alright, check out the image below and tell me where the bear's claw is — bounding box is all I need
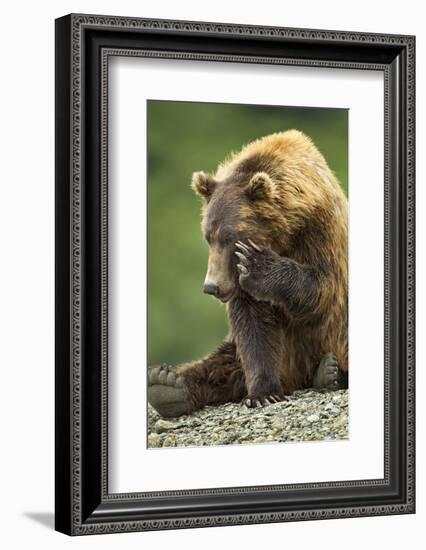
[235,241,251,253]
[237,263,249,275]
[148,365,192,418]
[235,241,258,280]
[247,239,263,252]
[242,393,286,408]
[235,240,279,302]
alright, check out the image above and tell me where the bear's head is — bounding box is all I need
[191,168,282,303]
[191,131,344,303]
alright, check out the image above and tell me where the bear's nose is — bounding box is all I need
[203,283,219,297]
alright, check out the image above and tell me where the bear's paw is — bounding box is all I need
[148,365,193,418]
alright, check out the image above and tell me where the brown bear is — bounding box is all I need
[148,130,348,418]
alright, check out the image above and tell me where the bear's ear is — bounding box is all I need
[246,172,273,200]
[191,171,217,201]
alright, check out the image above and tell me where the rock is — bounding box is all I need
[332,393,345,403]
[148,433,162,447]
[148,389,348,447]
[154,419,179,433]
[162,435,177,447]
[324,404,341,416]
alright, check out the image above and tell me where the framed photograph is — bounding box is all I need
[55,14,415,535]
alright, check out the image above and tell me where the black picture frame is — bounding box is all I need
[55,13,415,535]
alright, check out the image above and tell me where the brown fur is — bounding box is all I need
[178,130,348,409]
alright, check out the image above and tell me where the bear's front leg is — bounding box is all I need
[235,240,321,317]
[228,294,286,407]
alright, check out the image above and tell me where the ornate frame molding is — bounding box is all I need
[55,14,415,535]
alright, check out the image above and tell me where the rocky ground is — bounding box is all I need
[147,389,348,448]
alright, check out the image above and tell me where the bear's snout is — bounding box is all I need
[203,283,220,297]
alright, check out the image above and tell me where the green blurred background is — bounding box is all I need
[147,100,348,366]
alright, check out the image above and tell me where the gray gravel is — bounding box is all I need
[147,389,348,448]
